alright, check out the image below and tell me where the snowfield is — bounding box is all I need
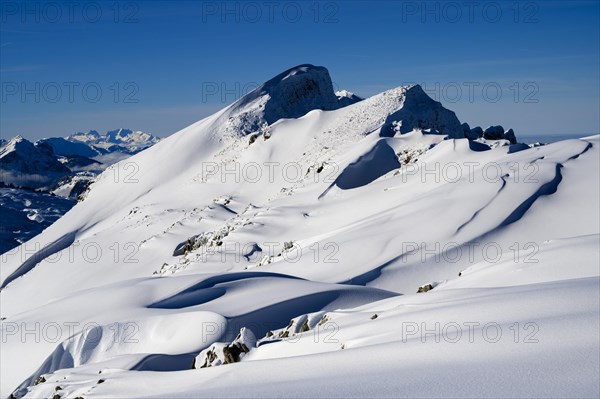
[1,65,598,398]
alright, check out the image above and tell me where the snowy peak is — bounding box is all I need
[336,90,363,107]
[105,129,160,146]
[1,135,27,150]
[258,64,341,121]
[218,64,512,141]
[1,135,47,159]
[106,128,132,142]
[379,84,464,138]
[222,64,352,136]
[223,63,466,140]
[0,136,70,189]
[0,128,160,193]
[67,129,160,154]
[67,130,101,144]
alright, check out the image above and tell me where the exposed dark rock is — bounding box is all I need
[173,239,194,256]
[318,315,329,326]
[300,319,310,332]
[417,283,434,293]
[503,128,517,144]
[461,122,471,137]
[199,349,218,368]
[195,327,257,368]
[69,179,93,199]
[468,126,484,140]
[223,342,250,364]
[483,125,505,140]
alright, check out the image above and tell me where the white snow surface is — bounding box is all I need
[1,65,599,398]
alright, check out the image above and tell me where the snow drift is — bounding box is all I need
[1,64,598,399]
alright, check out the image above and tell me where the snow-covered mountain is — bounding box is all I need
[67,129,160,154]
[36,137,100,158]
[1,129,160,189]
[0,136,71,189]
[0,130,160,253]
[1,65,598,398]
[1,129,159,187]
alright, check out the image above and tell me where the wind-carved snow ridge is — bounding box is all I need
[2,64,599,399]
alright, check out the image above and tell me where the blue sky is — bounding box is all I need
[1,0,599,141]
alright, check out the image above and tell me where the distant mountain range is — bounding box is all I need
[65,129,160,155]
[0,130,160,253]
[0,129,160,193]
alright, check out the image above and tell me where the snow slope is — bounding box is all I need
[1,65,598,398]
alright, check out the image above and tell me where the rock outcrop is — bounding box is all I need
[194,328,257,368]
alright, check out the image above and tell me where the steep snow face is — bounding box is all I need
[1,65,598,398]
[0,136,71,189]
